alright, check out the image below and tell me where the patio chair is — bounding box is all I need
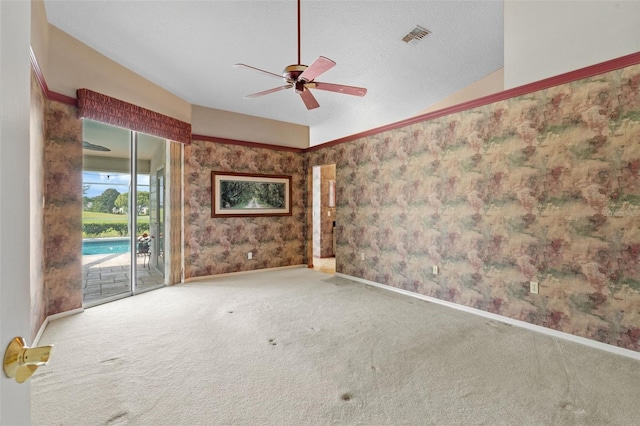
[137,233,152,269]
[137,247,150,268]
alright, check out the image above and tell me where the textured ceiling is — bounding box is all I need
[44,0,504,146]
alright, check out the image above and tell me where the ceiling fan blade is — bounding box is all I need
[298,56,336,82]
[243,85,293,99]
[234,63,283,80]
[83,141,111,152]
[309,82,367,97]
[299,88,320,110]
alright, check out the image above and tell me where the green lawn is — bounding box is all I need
[83,211,149,224]
[82,211,150,238]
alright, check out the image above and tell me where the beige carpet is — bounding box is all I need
[32,268,640,425]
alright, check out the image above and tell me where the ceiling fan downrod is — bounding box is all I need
[297,0,301,65]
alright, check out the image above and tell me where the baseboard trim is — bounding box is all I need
[184,264,307,283]
[336,273,640,361]
[32,307,84,346]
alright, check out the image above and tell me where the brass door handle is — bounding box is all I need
[3,337,53,383]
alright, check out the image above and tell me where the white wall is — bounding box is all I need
[191,105,309,149]
[416,69,504,116]
[504,0,640,89]
[0,1,33,423]
[47,25,192,123]
[31,1,49,77]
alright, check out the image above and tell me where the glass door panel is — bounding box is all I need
[82,120,133,305]
[136,134,166,293]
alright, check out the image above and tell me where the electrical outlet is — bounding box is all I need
[328,211,331,217]
[247,252,253,260]
[530,281,539,294]
[360,252,365,261]
[432,265,439,275]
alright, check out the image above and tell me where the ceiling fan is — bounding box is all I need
[234,0,367,110]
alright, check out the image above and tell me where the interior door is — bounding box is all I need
[1,0,32,421]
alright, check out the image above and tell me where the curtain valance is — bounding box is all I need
[77,89,191,144]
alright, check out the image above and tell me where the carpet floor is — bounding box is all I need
[32,268,640,425]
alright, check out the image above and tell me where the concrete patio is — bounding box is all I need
[82,252,164,304]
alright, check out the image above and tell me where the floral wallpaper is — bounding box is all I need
[30,70,46,340]
[44,101,83,315]
[32,59,640,354]
[31,73,83,334]
[306,64,640,352]
[184,141,306,278]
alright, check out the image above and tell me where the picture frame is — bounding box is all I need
[211,171,292,217]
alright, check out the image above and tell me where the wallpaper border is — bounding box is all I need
[31,42,640,152]
[307,51,640,151]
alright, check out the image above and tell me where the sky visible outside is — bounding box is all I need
[83,171,150,198]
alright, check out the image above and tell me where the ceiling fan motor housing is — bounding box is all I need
[283,64,309,90]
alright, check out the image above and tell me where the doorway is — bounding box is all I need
[312,164,336,275]
[81,120,167,306]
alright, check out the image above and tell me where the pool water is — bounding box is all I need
[83,238,131,255]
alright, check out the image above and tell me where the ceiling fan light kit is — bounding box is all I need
[234,0,367,110]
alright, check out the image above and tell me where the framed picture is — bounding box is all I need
[328,180,336,208]
[211,171,292,217]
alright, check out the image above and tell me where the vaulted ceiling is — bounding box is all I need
[44,0,504,145]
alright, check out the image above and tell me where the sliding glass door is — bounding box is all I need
[155,167,165,275]
[82,120,166,306]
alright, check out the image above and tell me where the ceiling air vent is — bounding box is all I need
[402,25,431,44]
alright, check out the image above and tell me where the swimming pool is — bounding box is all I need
[82,238,131,255]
